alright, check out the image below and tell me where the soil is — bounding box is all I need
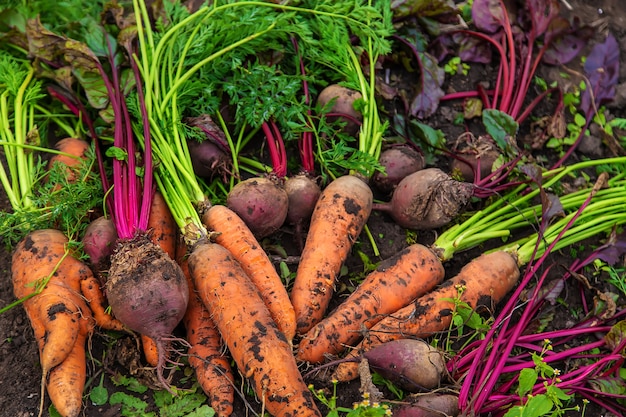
[2,1,626,416]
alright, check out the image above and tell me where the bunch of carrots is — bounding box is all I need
[3,2,626,417]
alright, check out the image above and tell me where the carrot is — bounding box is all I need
[11,229,95,417]
[148,191,177,259]
[202,204,297,343]
[48,137,90,182]
[138,191,179,367]
[290,174,373,334]
[332,251,520,382]
[46,310,93,417]
[188,241,322,417]
[80,275,127,332]
[178,239,235,417]
[296,244,445,363]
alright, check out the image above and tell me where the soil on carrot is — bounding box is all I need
[1,1,626,416]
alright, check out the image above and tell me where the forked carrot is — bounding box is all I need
[11,229,95,417]
[332,251,520,382]
[188,241,322,417]
[290,175,373,334]
[202,204,297,343]
[296,244,445,363]
[178,239,235,417]
[80,275,127,332]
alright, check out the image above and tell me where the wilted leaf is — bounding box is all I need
[542,17,591,65]
[540,192,564,223]
[581,34,620,118]
[472,0,506,34]
[25,17,66,63]
[605,320,626,352]
[409,51,445,118]
[594,230,626,265]
[526,0,560,36]
[391,0,459,20]
[588,377,626,396]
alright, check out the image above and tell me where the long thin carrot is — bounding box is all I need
[202,204,297,343]
[80,275,127,332]
[332,251,520,382]
[290,174,373,334]
[178,238,235,417]
[188,241,322,417]
[11,229,95,417]
[296,243,445,363]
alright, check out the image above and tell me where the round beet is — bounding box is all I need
[284,174,322,226]
[374,168,474,230]
[106,233,189,392]
[187,139,231,179]
[317,84,363,136]
[372,145,425,194]
[226,176,289,238]
[82,216,118,282]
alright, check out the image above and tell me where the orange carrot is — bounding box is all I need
[178,239,235,417]
[202,204,297,343]
[46,311,93,417]
[290,174,373,334]
[11,229,95,417]
[296,244,445,363]
[48,138,90,182]
[148,191,177,259]
[188,241,322,417]
[80,275,126,332]
[332,251,520,382]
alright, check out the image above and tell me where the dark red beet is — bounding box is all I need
[82,216,117,282]
[373,168,474,230]
[284,174,321,226]
[226,176,289,238]
[372,145,425,194]
[450,134,500,182]
[106,233,189,392]
[187,139,231,179]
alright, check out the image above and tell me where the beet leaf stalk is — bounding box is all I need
[454,172,626,414]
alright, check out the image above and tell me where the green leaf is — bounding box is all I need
[109,392,152,417]
[89,385,109,406]
[106,146,128,161]
[111,374,148,394]
[482,109,519,153]
[517,368,538,397]
[605,319,626,352]
[521,394,553,417]
[185,405,216,417]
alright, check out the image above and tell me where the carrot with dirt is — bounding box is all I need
[290,174,373,335]
[11,229,95,417]
[188,240,322,417]
[296,243,445,363]
[202,204,297,343]
[178,238,235,417]
[332,250,521,382]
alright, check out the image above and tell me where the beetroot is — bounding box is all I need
[450,134,500,182]
[284,174,322,226]
[317,84,363,136]
[226,176,289,238]
[373,168,474,230]
[372,145,425,194]
[185,115,231,180]
[82,216,117,281]
[393,394,460,417]
[364,339,446,391]
[106,234,189,392]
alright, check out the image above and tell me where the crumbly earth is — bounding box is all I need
[1,1,626,416]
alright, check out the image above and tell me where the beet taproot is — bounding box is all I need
[372,145,425,194]
[317,84,363,136]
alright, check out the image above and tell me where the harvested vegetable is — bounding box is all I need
[371,145,425,194]
[333,250,520,382]
[47,138,89,181]
[12,229,95,417]
[290,174,373,334]
[317,84,363,136]
[188,241,322,417]
[364,339,446,391]
[284,173,322,227]
[392,393,460,417]
[296,243,444,363]
[373,168,474,230]
[81,216,117,281]
[202,204,297,343]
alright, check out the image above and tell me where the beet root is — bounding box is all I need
[82,216,117,282]
[374,168,474,230]
[106,233,189,392]
[393,394,460,417]
[317,84,363,136]
[372,145,425,194]
[364,339,446,391]
[284,174,322,226]
[450,134,500,182]
[226,176,289,238]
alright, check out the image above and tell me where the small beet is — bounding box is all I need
[284,174,322,226]
[317,84,363,136]
[393,394,460,417]
[187,139,231,180]
[226,176,289,238]
[374,168,474,230]
[450,134,501,182]
[372,145,425,194]
[364,339,446,391]
[82,216,118,282]
[106,233,189,392]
